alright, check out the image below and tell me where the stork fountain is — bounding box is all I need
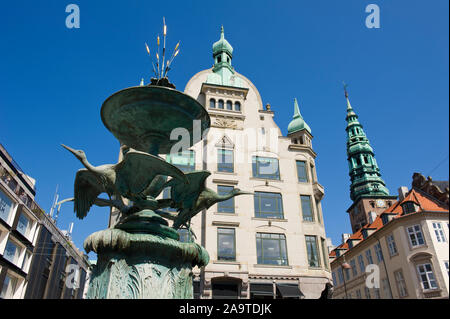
[62,20,251,299]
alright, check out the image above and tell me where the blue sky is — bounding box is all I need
[1,0,448,257]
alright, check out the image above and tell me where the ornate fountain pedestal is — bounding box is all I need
[85,210,209,299]
[63,81,212,299]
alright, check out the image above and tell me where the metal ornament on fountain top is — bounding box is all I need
[101,85,210,155]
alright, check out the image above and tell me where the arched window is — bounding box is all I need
[218,100,224,109]
[210,98,216,108]
[235,101,241,111]
[226,101,233,110]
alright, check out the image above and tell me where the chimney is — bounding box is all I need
[398,186,409,201]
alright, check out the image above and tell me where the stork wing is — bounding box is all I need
[166,170,211,206]
[74,169,105,219]
[142,175,167,198]
[115,150,188,197]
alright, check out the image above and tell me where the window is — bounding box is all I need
[394,270,408,297]
[382,278,392,299]
[364,287,371,299]
[344,267,350,281]
[21,251,31,271]
[386,234,398,256]
[402,202,416,214]
[209,98,216,108]
[417,263,438,290]
[358,255,365,273]
[166,150,195,172]
[350,259,357,276]
[337,268,344,285]
[310,165,316,182]
[218,228,236,261]
[218,99,224,109]
[235,101,241,111]
[407,225,425,247]
[252,156,280,180]
[4,240,22,266]
[256,233,288,266]
[212,281,239,299]
[355,289,362,299]
[217,149,234,173]
[17,213,31,238]
[332,272,337,286]
[226,100,233,110]
[217,56,222,63]
[296,161,309,183]
[373,288,381,299]
[0,189,14,223]
[177,229,191,243]
[254,192,283,219]
[0,274,18,299]
[444,261,449,276]
[305,235,320,268]
[217,185,235,214]
[320,238,328,269]
[374,243,384,263]
[432,222,446,242]
[365,249,374,265]
[161,187,177,213]
[300,195,314,222]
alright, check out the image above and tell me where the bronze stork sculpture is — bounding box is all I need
[160,171,252,229]
[61,144,188,219]
[62,21,252,299]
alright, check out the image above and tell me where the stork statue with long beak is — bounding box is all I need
[61,144,188,219]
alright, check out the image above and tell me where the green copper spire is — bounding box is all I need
[345,87,389,201]
[288,98,311,134]
[206,26,244,88]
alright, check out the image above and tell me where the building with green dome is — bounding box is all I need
[178,26,332,299]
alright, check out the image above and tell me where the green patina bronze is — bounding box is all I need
[344,89,390,201]
[63,78,250,299]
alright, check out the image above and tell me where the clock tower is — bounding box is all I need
[343,87,397,233]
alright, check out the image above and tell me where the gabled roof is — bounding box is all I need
[330,188,448,259]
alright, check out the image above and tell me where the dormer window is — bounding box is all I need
[402,201,417,214]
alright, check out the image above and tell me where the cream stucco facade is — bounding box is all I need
[181,65,331,299]
[330,187,449,299]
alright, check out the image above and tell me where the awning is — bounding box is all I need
[250,283,274,296]
[276,284,304,299]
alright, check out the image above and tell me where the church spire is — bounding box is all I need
[344,86,390,201]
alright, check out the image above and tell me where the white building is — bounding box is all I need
[175,27,331,299]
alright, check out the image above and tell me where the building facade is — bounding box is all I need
[330,174,449,299]
[173,27,331,299]
[0,143,89,299]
